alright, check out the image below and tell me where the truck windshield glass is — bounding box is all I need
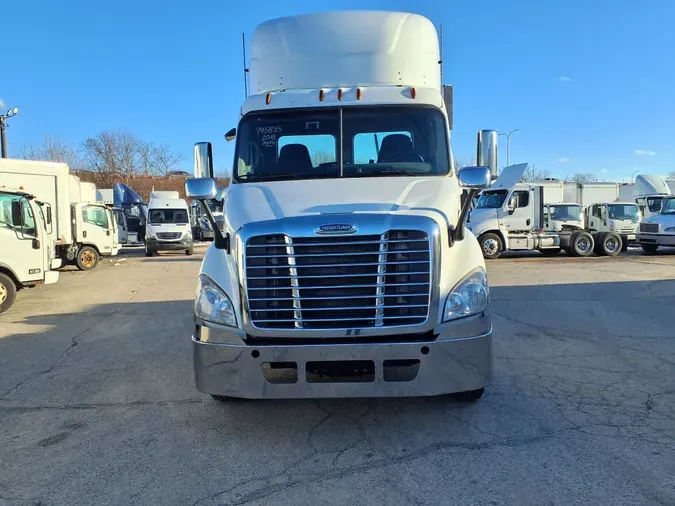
[82,205,109,228]
[549,205,581,221]
[233,106,450,181]
[475,190,508,209]
[661,198,675,214]
[647,196,664,213]
[149,209,188,224]
[608,204,640,221]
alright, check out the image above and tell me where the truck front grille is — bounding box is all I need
[245,231,431,330]
[157,232,182,240]
[640,223,659,233]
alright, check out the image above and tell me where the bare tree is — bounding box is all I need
[566,172,600,183]
[521,165,552,182]
[668,170,675,180]
[21,135,85,170]
[82,130,184,185]
[453,156,476,172]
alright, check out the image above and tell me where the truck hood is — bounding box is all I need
[223,177,460,231]
[643,214,675,228]
[467,208,498,227]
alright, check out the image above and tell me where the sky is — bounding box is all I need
[2,0,675,182]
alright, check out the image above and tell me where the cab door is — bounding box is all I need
[504,189,534,231]
[79,204,115,256]
[3,196,46,283]
[114,209,128,245]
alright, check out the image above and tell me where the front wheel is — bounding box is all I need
[451,388,485,402]
[478,233,503,260]
[0,273,18,314]
[76,246,99,270]
[145,244,155,257]
[186,246,194,256]
[641,243,659,255]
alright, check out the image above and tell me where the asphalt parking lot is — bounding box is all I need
[1,246,674,505]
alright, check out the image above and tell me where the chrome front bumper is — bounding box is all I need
[192,314,493,399]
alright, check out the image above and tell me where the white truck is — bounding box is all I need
[634,174,672,219]
[0,159,119,270]
[145,191,193,256]
[468,178,634,258]
[184,10,498,401]
[0,187,61,313]
[637,195,675,253]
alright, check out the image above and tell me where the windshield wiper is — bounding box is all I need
[242,171,337,182]
[348,168,415,177]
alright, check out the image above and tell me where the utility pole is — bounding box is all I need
[498,128,519,166]
[0,107,20,158]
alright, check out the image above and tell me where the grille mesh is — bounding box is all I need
[245,231,431,330]
[640,223,659,233]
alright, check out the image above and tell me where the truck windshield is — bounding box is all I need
[149,209,189,224]
[608,204,640,221]
[549,205,581,221]
[661,198,675,215]
[233,106,450,182]
[475,190,508,209]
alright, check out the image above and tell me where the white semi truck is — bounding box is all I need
[634,174,672,219]
[637,195,675,253]
[185,10,498,401]
[0,187,61,313]
[0,159,119,270]
[468,178,638,258]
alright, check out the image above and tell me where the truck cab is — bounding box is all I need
[0,188,60,313]
[637,196,675,254]
[184,11,495,401]
[544,203,583,232]
[634,174,671,219]
[585,202,640,248]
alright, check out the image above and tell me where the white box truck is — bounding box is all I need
[145,191,193,256]
[184,11,498,401]
[0,159,119,270]
[0,187,61,313]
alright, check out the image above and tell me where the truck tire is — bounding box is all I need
[76,246,99,270]
[641,243,659,255]
[540,248,561,257]
[451,387,485,402]
[0,273,18,314]
[211,394,237,402]
[145,244,155,257]
[569,231,594,257]
[597,232,622,257]
[478,233,502,260]
[186,246,194,256]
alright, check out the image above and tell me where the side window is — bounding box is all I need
[353,131,412,164]
[592,205,601,218]
[277,134,336,168]
[82,205,109,228]
[647,198,662,213]
[513,191,529,208]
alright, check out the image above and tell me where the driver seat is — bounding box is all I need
[278,144,313,172]
[377,134,416,163]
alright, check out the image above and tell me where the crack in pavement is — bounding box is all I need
[0,398,205,413]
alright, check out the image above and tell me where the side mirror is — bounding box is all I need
[11,201,24,227]
[193,142,214,179]
[507,198,516,213]
[32,238,40,250]
[46,206,52,225]
[224,128,237,142]
[186,178,217,200]
[458,166,491,189]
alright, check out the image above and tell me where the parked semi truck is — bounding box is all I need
[0,187,61,313]
[0,159,119,270]
[637,195,675,253]
[633,174,672,219]
[468,179,637,258]
[184,10,499,401]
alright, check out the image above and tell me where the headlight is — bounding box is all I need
[145,229,155,239]
[443,267,489,322]
[665,227,675,233]
[195,275,237,327]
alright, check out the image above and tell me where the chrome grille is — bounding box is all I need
[245,231,431,330]
[640,223,659,233]
[157,232,181,240]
